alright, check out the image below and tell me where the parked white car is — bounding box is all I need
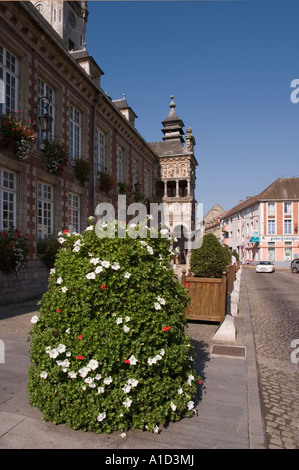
[256,260,275,273]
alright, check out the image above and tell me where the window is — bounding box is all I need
[284,219,292,234]
[68,193,80,233]
[69,105,81,162]
[267,202,275,215]
[284,202,292,215]
[96,129,106,172]
[38,78,55,143]
[0,168,16,229]
[0,45,19,114]
[37,182,53,240]
[117,146,123,182]
[268,219,275,234]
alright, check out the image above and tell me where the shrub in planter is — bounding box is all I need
[98,171,115,192]
[37,235,60,269]
[190,233,228,278]
[0,227,31,274]
[232,250,239,262]
[73,157,93,186]
[28,218,199,434]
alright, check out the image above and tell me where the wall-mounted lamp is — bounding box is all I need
[36,96,53,133]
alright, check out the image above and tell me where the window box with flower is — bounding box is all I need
[98,171,115,193]
[41,138,69,175]
[0,112,37,160]
[73,157,93,186]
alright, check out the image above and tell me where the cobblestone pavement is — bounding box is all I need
[244,267,299,449]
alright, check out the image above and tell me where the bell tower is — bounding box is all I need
[149,96,198,273]
[31,1,88,51]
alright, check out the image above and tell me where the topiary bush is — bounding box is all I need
[28,217,200,434]
[190,233,228,278]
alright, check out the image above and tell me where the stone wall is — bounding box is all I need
[0,260,49,305]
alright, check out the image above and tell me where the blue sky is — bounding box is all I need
[86,0,299,216]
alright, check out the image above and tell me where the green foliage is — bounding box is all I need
[190,233,228,278]
[73,157,93,186]
[28,218,199,434]
[98,171,115,192]
[0,227,31,274]
[232,250,239,261]
[37,235,60,269]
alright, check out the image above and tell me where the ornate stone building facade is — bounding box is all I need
[150,96,198,269]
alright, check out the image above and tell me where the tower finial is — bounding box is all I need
[170,95,175,108]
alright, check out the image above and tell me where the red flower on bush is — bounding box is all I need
[124,359,130,364]
[76,355,84,360]
[78,335,83,340]
[185,283,189,288]
[56,308,61,313]
[63,229,70,234]
[162,326,171,332]
[100,285,106,290]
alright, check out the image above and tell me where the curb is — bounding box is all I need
[241,272,267,449]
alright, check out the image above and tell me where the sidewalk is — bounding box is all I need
[0,271,266,450]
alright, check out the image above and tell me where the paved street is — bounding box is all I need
[244,266,299,449]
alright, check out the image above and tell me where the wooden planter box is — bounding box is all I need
[182,272,227,323]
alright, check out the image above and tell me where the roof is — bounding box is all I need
[221,178,299,219]
[148,140,185,157]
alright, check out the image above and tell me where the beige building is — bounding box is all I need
[203,203,225,241]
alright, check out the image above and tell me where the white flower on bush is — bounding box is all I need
[123,397,132,408]
[73,246,80,253]
[122,384,131,394]
[87,359,99,370]
[49,349,59,359]
[147,245,154,255]
[68,371,77,379]
[101,261,110,268]
[157,296,165,305]
[160,349,165,356]
[90,258,99,265]
[97,387,105,394]
[103,376,113,385]
[40,371,47,379]
[128,355,138,365]
[124,272,131,279]
[86,272,96,280]
[112,262,120,270]
[170,402,176,411]
[58,237,65,244]
[78,367,90,378]
[116,317,123,325]
[154,425,159,434]
[128,378,138,388]
[154,302,161,310]
[125,316,130,322]
[85,225,94,231]
[31,315,39,324]
[56,359,70,369]
[57,277,63,284]
[94,266,103,274]
[50,268,55,274]
[147,357,155,366]
[187,401,194,410]
[61,286,68,293]
[57,344,66,353]
[65,328,70,334]
[123,325,130,333]
[187,374,194,386]
[97,412,106,422]
[177,388,183,395]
